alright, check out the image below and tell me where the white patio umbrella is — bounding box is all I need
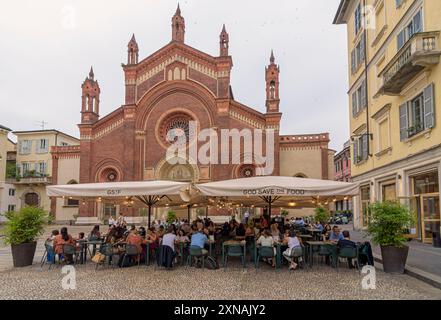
[47,180,192,227]
[196,176,359,217]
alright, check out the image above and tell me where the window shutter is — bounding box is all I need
[361,80,367,109]
[353,139,359,164]
[36,140,40,153]
[413,10,422,34]
[399,103,409,141]
[397,30,405,50]
[424,83,435,129]
[362,134,369,160]
[352,92,358,117]
[360,33,366,63]
[351,50,356,74]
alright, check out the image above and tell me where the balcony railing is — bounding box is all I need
[377,31,440,95]
[7,176,52,185]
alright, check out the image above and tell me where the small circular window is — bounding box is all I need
[238,165,255,178]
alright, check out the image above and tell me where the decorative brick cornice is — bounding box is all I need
[93,118,124,140]
[279,133,330,148]
[51,145,81,159]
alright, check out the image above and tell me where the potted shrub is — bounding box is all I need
[367,201,414,274]
[3,207,49,267]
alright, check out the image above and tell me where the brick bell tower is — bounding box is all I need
[219,24,229,57]
[127,34,139,65]
[264,51,281,176]
[171,4,185,43]
[78,67,101,224]
[80,67,100,124]
[265,50,280,113]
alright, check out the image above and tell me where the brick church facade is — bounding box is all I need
[51,6,334,223]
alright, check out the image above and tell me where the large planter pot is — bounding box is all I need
[380,245,409,274]
[11,241,37,267]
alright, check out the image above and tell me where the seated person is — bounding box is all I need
[176,229,190,243]
[156,225,165,239]
[270,223,281,241]
[257,229,276,267]
[190,228,208,255]
[329,226,344,242]
[88,225,101,241]
[161,226,178,263]
[53,227,75,263]
[312,222,324,235]
[294,217,305,227]
[125,230,146,262]
[236,223,246,238]
[138,227,146,238]
[337,230,357,268]
[282,230,303,270]
[47,229,59,246]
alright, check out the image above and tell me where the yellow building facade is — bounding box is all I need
[11,130,79,220]
[334,0,441,243]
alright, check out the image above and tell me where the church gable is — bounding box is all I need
[130,44,224,103]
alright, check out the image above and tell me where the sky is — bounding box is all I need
[0,0,349,151]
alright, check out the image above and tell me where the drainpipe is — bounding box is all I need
[363,0,372,159]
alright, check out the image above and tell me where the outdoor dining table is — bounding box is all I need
[222,240,247,268]
[305,229,323,241]
[76,239,105,264]
[304,241,337,268]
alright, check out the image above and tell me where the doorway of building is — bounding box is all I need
[410,171,440,243]
[421,194,440,244]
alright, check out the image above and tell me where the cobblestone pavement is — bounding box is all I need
[1,263,441,300]
[1,225,441,300]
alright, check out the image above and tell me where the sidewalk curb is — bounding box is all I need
[372,253,441,290]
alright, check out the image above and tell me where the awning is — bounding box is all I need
[46,180,191,198]
[196,176,359,198]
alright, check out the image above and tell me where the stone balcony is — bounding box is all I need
[377,31,441,96]
[7,176,52,185]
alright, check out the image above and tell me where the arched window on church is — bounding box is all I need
[269,81,276,99]
[65,180,79,207]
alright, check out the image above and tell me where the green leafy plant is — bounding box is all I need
[3,207,49,245]
[314,206,330,224]
[367,201,415,247]
[280,209,289,217]
[6,162,17,179]
[166,210,177,224]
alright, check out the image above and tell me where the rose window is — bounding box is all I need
[239,165,255,178]
[159,112,194,146]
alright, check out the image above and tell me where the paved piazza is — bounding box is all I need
[1,226,441,300]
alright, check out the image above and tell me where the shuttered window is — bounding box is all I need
[353,133,369,165]
[397,9,423,51]
[399,83,435,141]
[351,80,367,117]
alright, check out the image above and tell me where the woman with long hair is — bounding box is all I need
[53,227,75,263]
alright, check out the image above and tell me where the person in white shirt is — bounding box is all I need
[161,226,177,252]
[282,230,303,270]
[257,229,276,267]
[108,215,116,228]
